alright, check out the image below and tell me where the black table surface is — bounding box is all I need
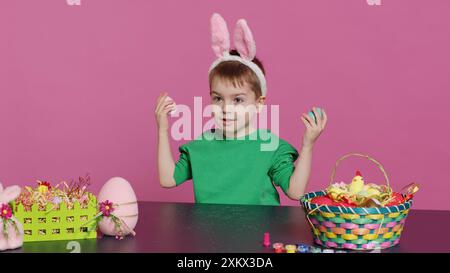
[5,201,450,253]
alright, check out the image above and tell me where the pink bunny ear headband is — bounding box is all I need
[209,13,267,97]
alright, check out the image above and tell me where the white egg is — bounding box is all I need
[165,96,177,115]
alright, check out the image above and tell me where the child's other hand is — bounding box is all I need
[301,107,327,148]
[155,92,176,132]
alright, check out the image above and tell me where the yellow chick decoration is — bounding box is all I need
[326,170,393,207]
[349,170,365,194]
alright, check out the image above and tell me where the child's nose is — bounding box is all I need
[221,104,235,114]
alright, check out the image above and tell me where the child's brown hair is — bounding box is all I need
[208,49,266,99]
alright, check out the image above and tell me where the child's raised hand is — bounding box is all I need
[155,92,176,131]
[300,107,327,148]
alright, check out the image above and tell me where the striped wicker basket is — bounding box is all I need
[300,153,414,250]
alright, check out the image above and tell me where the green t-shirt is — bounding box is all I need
[173,129,299,206]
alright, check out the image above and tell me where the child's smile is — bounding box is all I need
[222,117,236,126]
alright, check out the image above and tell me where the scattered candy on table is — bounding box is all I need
[296,244,310,253]
[262,232,271,247]
[285,244,296,253]
[267,238,347,254]
[309,246,322,253]
[272,243,284,253]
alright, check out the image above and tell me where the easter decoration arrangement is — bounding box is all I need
[0,175,138,250]
[12,175,98,242]
[300,153,419,251]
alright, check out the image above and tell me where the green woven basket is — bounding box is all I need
[12,193,98,242]
[300,153,414,250]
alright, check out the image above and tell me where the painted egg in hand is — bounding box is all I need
[165,96,177,114]
[308,107,323,124]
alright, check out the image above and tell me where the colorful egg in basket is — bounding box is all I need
[300,153,417,251]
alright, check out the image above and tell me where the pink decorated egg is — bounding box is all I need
[98,177,138,236]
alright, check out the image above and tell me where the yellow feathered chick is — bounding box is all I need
[349,170,365,194]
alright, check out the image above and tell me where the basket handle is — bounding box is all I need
[329,153,390,188]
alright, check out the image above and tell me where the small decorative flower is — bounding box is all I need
[99,200,114,217]
[37,181,52,193]
[0,204,12,220]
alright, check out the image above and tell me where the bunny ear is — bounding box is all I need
[211,13,230,58]
[0,182,3,193]
[234,19,256,61]
[1,185,21,203]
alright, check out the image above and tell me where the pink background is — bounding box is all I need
[1,0,449,210]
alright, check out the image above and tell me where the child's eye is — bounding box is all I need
[234,97,244,104]
[212,96,222,102]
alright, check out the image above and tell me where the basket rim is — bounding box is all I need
[300,190,413,215]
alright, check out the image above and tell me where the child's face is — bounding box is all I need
[210,78,264,136]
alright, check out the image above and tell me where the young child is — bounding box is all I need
[155,13,327,205]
